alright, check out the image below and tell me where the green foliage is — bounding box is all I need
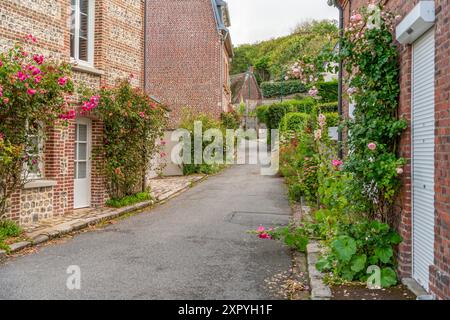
[270,225,309,252]
[280,113,310,132]
[0,220,22,251]
[91,81,167,199]
[179,110,228,175]
[315,219,402,287]
[316,80,338,102]
[340,5,407,220]
[231,20,339,80]
[260,80,306,98]
[322,112,339,127]
[255,105,268,124]
[220,110,241,130]
[0,39,74,219]
[316,101,338,113]
[106,192,152,208]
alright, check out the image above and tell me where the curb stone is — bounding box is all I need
[9,241,31,253]
[0,249,6,261]
[31,235,49,245]
[307,241,333,300]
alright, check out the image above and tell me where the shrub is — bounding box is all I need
[316,101,338,113]
[106,192,152,208]
[220,110,241,130]
[280,112,310,132]
[322,112,339,127]
[0,36,74,219]
[316,80,338,102]
[260,80,307,98]
[179,110,227,175]
[255,105,269,124]
[91,81,168,199]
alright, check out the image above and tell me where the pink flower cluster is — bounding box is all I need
[82,95,100,113]
[33,54,44,65]
[332,159,343,168]
[58,77,69,86]
[256,226,273,240]
[25,34,37,43]
[59,110,76,120]
[308,86,319,98]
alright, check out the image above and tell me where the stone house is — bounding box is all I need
[0,0,146,225]
[334,0,449,299]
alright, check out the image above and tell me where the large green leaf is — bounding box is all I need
[331,236,357,262]
[375,246,393,264]
[350,254,367,272]
[316,257,332,272]
[380,267,397,288]
[388,232,402,245]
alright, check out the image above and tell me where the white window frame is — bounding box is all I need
[70,0,95,66]
[24,121,45,180]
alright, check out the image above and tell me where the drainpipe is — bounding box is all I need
[328,0,344,159]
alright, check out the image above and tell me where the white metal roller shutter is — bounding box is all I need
[412,29,435,292]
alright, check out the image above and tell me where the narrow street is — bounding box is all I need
[0,142,293,299]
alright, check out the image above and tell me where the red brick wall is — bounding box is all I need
[338,0,449,299]
[145,0,228,128]
[0,0,145,223]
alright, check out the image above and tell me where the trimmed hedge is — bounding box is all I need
[280,112,310,132]
[316,101,338,113]
[256,105,269,124]
[322,112,340,127]
[316,80,338,102]
[261,80,307,98]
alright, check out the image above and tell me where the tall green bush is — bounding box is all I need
[279,112,310,132]
[316,80,338,102]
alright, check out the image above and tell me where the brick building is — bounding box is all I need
[0,0,146,224]
[335,0,449,299]
[145,0,234,128]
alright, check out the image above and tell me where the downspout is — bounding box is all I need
[329,0,345,159]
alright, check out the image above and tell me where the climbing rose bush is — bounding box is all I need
[89,80,168,199]
[340,5,407,221]
[0,35,74,219]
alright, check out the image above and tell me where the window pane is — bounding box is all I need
[78,162,87,179]
[78,143,87,161]
[80,13,88,38]
[78,124,87,141]
[79,37,88,61]
[74,161,77,179]
[74,143,78,161]
[80,0,88,14]
[70,34,75,58]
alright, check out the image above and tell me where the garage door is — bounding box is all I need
[412,28,435,292]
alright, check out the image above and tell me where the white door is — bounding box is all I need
[74,118,91,209]
[412,29,435,292]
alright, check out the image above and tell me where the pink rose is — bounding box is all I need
[396,167,404,175]
[35,75,43,84]
[17,71,28,81]
[368,142,377,151]
[160,152,167,158]
[257,226,265,233]
[350,13,362,23]
[332,159,343,168]
[139,111,146,118]
[33,54,44,65]
[27,88,37,96]
[309,87,319,97]
[58,77,68,86]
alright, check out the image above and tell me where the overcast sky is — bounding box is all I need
[227,0,338,46]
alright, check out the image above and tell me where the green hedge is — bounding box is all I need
[316,80,338,102]
[261,80,307,98]
[280,112,310,132]
[256,105,269,124]
[322,112,340,127]
[316,101,338,113]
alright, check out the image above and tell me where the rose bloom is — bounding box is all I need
[396,167,404,175]
[368,142,377,151]
[332,159,343,168]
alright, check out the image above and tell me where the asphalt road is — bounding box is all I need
[0,143,292,299]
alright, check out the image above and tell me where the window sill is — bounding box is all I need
[24,180,58,189]
[72,63,105,76]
